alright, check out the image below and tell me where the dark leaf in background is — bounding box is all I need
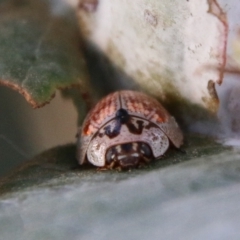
[0,0,91,108]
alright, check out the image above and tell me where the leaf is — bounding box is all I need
[78,0,228,116]
[0,134,239,240]
[0,0,91,108]
[0,134,229,196]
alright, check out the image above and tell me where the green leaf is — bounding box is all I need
[0,134,239,240]
[0,0,90,108]
[0,134,229,196]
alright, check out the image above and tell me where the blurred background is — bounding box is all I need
[0,86,77,177]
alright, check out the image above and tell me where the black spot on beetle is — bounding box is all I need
[115,108,130,124]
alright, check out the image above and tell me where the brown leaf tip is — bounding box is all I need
[0,80,54,109]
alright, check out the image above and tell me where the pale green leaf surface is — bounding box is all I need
[0,134,239,240]
[0,134,227,195]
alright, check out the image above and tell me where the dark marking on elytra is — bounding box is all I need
[98,132,104,138]
[145,122,157,130]
[104,122,121,139]
[103,108,129,138]
[102,109,150,139]
[126,120,144,134]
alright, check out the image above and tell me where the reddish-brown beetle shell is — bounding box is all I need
[77,90,183,167]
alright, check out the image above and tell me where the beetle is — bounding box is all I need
[77,90,183,169]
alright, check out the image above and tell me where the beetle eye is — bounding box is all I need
[139,142,152,158]
[105,147,117,164]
